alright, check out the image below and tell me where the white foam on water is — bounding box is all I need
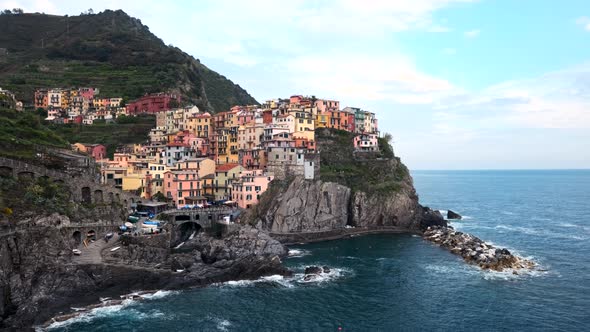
[214,274,295,288]
[140,290,177,300]
[495,224,540,236]
[260,274,295,288]
[338,255,361,260]
[287,248,311,258]
[207,315,232,332]
[46,299,136,330]
[294,265,353,284]
[462,216,473,220]
[557,222,578,228]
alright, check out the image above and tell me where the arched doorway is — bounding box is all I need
[72,231,82,246]
[81,187,91,204]
[93,190,103,203]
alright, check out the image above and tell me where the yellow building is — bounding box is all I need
[122,173,144,192]
[315,112,331,129]
[213,163,243,200]
[187,113,211,138]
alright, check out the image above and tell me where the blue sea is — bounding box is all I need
[50,170,590,331]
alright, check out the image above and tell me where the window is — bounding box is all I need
[255,186,261,192]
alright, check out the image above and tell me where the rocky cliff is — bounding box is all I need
[0,216,288,330]
[248,129,445,241]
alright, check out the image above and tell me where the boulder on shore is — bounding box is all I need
[447,210,462,220]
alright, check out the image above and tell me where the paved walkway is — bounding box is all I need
[72,233,120,264]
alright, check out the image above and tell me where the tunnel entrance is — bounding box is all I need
[177,222,202,243]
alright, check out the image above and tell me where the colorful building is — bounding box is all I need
[126,93,180,114]
[231,170,274,208]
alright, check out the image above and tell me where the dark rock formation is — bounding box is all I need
[304,266,323,275]
[250,177,446,241]
[447,210,462,220]
[0,215,289,330]
[422,226,535,271]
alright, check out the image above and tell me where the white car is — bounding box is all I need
[72,249,82,255]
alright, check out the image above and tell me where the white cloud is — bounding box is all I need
[464,29,480,38]
[435,64,590,129]
[285,53,458,105]
[575,16,590,31]
[442,48,457,55]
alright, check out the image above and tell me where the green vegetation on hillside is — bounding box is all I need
[48,115,155,157]
[0,10,258,112]
[317,128,409,194]
[0,176,72,220]
[0,108,69,159]
[0,108,154,160]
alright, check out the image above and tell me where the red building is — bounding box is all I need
[262,110,273,124]
[126,93,180,114]
[84,144,107,160]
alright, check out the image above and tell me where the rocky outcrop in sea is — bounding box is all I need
[423,226,535,272]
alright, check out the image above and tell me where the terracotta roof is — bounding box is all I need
[216,163,240,172]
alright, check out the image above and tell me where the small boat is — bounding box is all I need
[72,249,81,255]
[110,246,121,252]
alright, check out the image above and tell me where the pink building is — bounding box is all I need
[353,134,379,152]
[315,99,340,113]
[237,111,255,125]
[164,170,202,208]
[231,170,274,209]
[78,87,98,101]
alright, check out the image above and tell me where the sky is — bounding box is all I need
[2,0,590,169]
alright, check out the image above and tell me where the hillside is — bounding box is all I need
[0,107,154,160]
[0,10,258,112]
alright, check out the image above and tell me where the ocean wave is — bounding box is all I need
[208,315,232,332]
[214,265,352,289]
[287,248,311,258]
[495,224,588,241]
[295,267,352,284]
[46,299,136,330]
[495,224,540,235]
[214,274,294,288]
[338,255,361,260]
[139,290,178,300]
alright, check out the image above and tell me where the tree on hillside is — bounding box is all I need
[383,132,393,143]
[1,9,12,15]
[12,8,23,14]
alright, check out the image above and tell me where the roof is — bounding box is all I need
[216,163,240,172]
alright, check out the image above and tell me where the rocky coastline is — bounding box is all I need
[423,226,535,272]
[0,219,290,331]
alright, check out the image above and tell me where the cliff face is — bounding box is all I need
[250,129,445,239]
[0,217,287,330]
[254,176,443,236]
